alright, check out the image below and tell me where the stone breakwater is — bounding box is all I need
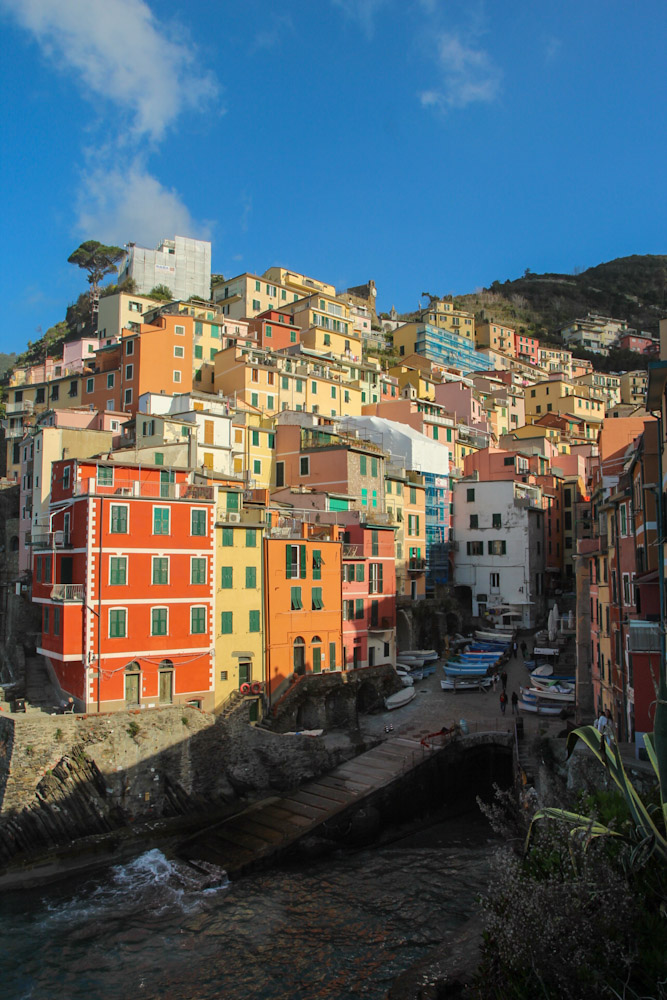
[0,704,363,871]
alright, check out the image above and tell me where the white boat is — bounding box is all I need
[396,654,425,668]
[529,678,575,694]
[400,649,438,662]
[474,630,514,643]
[441,678,492,692]
[395,669,414,687]
[385,687,416,710]
[521,685,574,703]
[518,699,564,716]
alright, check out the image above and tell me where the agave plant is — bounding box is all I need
[526,725,667,869]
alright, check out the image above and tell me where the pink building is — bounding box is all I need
[342,522,396,669]
[433,381,488,429]
[617,332,656,355]
[514,333,539,364]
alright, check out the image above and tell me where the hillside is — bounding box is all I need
[453,254,667,342]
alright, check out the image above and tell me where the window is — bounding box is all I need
[620,505,627,536]
[191,509,207,535]
[343,600,354,621]
[106,373,114,389]
[249,610,260,632]
[153,507,170,534]
[312,587,323,610]
[300,456,310,476]
[51,384,60,401]
[62,466,71,490]
[355,563,364,582]
[488,540,506,555]
[221,612,233,634]
[312,550,322,580]
[467,488,475,502]
[126,340,134,354]
[467,541,483,555]
[109,608,127,638]
[43,606,49,632]
[151,608,168,635]
[253,459,261,475]
[408,514,420,535]
[222,527,233,547]
[191,558,206,584]
[152,557,169,585]
[490,572,500,589]
[110,557,127,585]
[173,371,182,383]
[110,504,128,533]
[360,455,367,476]
[174,346,185,358]
[86,377,95,394]
[355,598,364,619]
[291,586,303,610]
[286,543,306,579]
[369,562,383,594]
[195,344,203,359]
[124,388,132,406]
[98,466,113,486]
[469,514,478,529]
[492,513,502,528]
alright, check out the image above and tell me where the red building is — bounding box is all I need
[34,459,215,712]
[247,310,301,351]
[342,523,396,669]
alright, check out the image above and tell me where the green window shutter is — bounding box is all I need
[296,379,303,393]
[267,433,275,449]
[110,557,126,585]
[355,599,364,619]
[221,611,233,634]
[267,395,274,410]
[290,331,296,343]
[361,488,368,505]
[312,646,322,673]
[251,393,259,408]
[245,566,256,588]
[282,376,289,389]
[221,566,233,589]
[195,369,202,382]
[329,642,336,670]
[210,348,217,361]
[312,587,323,610]
[410,487,417,504]
[246,528,256,547]
[360,455,367,476]
[195,321,203,335]
[191,558,206,584]
[227,492,239,510]
[111,506,127,533]
[331,386,336,399]
[153,558,168,584]
[291,586,302,610]
[378,563,383,593]
[222,527,233,546]
[152,608,167,635]
[355,563,364,582]
[109,609,126,637]
[154,453,164,466]
[312,550,321,580]
[210,324,219,339]
[285,544,292,578]
[153,507,170,534]
[191,509,206,535]
[299,544,306,579]
[194,345,203,359]
[371,457,378,477]
[249,610,260,632]
[252,430,259,446]
[191,607,206,633]
[372,530,379,556]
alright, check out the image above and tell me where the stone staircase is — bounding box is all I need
[24,655,61,712]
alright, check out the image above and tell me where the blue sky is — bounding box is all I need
[1,0,665,355]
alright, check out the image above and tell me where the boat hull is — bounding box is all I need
[385,687,417,710]
[441,678,492,692]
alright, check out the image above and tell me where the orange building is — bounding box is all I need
[247,309,301,351]
[34,459,215,712]
[264,526,343,706]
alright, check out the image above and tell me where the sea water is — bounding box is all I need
[0,812,498,1000]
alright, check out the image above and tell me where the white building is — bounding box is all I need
[452,478,546,628]
[118,236,211,302]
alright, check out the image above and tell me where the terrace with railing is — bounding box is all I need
[50,584,84,602]
[72,478,215,501]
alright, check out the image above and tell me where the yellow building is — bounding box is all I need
[388,359,443,399]
[3,373,86,478]
[525,379,605,438]
[213,347,363,418]
[280,293,361,358]
[97,290,165,339]
[619,370,648,407]
[230,412,276,488]
[262,267,336,300]
[475,321,515,355]
[574,372,621,408]
[212,272,304,318]
[418,299,475,341]
[214,492,265,712]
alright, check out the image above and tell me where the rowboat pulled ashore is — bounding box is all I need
[385,687,417,710]
[441,677,492,692]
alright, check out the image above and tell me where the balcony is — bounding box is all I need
[369,616,393,632]
[50,584,84,602]
[5,400,34,415]
[343,543,362,559]
[408,557,427,571]
[2,423,27,439]
[73,478,215,501]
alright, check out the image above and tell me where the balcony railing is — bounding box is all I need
[30,532,53,548]
[50,583,84,602]
[5,400,34,415]
[408,558,427,571]
[369,616,393,631]
[2,424,27,439]
[342,543,362,558]
[73,478,215,501]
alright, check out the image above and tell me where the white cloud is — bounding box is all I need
[76,159,209,247]
[2,0,218,141]
[331,0,390,38]
[419,31,501,111]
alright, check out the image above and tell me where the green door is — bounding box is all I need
[160,470,175,498]
[159,670,173,704]
[239,661,251,686]
[125,672,140,706]
[312,646,322,673]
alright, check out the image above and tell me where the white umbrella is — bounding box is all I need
[547,607,556,642]
[552,602,560,630]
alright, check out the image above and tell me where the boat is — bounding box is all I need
[530,666,575,685]
[529,677,575,693]
[395,669,414,687]
[518,699,564,716]
[399,649,438,662]
[443,665,491,678]
[521,685,574,703]
[385,687,417,710]
[475,629,515,642]
[395,654,425,668]
[441,677,492,692]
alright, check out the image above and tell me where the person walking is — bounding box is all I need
[520,640,527,659]
[500,670,508,691]
[500,690,507,715]
[492,672,498,692]
[511,690,519,714]
[512,640,518,658]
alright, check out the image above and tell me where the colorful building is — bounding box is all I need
[342,522,396,669]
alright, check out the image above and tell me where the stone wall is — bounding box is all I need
[0,700,362,867]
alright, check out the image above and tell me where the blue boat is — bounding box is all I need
[443,664,491,677]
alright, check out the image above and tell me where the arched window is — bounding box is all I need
[293,636,305,676]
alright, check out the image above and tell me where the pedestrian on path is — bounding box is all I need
[492,672,498,692]
[511,691,519,714]
[500,670,508,691]
[500,691,507,715]
[512,640,518,658]
[520,641,527,659]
